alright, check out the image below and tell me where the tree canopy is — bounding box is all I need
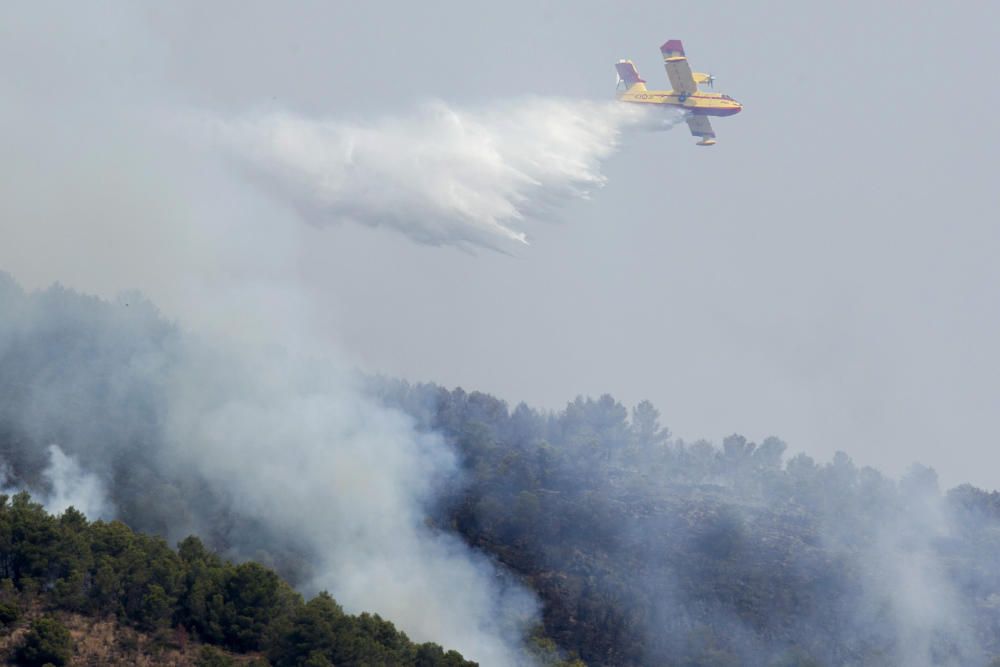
[0,492,476,666]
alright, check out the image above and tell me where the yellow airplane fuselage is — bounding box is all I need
[615,43,740,145]
[616,87,742,117]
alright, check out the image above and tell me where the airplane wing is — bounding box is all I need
[686,115,716,144]
[660,40,697,95]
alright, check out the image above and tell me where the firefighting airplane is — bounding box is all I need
[616,39,742,146]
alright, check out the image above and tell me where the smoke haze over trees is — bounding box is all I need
[4,275,1000,665]
[0,275,536,666]
[4,4,1000,666]
[378,381,1000,665]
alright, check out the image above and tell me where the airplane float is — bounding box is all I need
[616,39,741,146]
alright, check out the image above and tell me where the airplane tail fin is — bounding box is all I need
[615,60,647,92]
[660,40,685,58]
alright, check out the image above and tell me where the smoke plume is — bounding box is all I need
[39,445,116,521]
[163,333,539,664]
[0,444,113,522]
[0,275,538,665]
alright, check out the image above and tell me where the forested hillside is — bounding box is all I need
[0,492,474,666]
[4,276,1000,666]
[377,381,1000,666]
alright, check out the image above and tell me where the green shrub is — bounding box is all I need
[14,616,73,667]
[0,600,19,626]
[196,645,236,667]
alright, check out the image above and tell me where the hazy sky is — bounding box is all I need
[2,1,999,488]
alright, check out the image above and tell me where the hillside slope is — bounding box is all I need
[5,276,1000,665]
[377,381,1000,666]
[0,492,474,666]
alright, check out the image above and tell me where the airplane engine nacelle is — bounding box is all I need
[693,72,715,87]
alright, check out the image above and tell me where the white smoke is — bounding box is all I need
[217,99,683,250]
[162,340,537,665]
[40,445,115,520]
[0,273,540,664]
[853,478,977,665]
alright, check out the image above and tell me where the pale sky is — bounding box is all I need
[2,1,999,488]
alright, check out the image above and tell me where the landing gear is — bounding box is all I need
[678,92,689,103]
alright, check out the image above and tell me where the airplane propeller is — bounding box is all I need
[705,74,716,89]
